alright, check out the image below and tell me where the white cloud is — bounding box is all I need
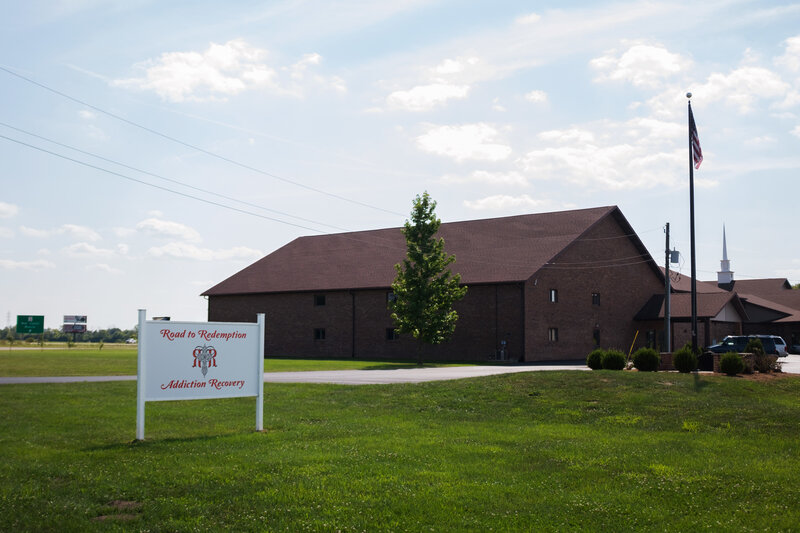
[113,39,275,102]
[431,56,480,76]
[524,90,548,103]
[20,226,53,238]
[648,63,794,118]
[146,242,262,261]
[441,170,528,187]
[114,39,344,102]
[776,35,800,72]
[515,13,542,25]
[61,224,101,242]
[18,224,101,241]
[88,263,123,274]
[0,202,19,219]
[0,259,55,270]
[387,83,470,111]
[113,227,136,238]
[491,98,506,112]
[791,125,800,138]
[464,194,563,211]
[0,228,13,238]
[591,43,690,88]
[136,217,201,243]
[285,53,347,96]
[521,118,690,190]
[117,243,130,255]
[694,66,791,113]
[64,242,115,257]
[416,123,512,162]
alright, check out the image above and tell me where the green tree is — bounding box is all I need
[389,192,468,364]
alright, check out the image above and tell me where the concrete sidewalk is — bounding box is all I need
[0,363,587,385]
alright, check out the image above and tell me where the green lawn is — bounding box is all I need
[0,347,471,377]
[1,371,798,531]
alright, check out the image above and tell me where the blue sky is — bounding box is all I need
[2,0,799,330]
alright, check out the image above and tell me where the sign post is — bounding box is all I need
[136,310,265,440]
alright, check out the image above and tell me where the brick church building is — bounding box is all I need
[203,205,675,362]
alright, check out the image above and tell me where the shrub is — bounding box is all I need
[719,351,744,375]
[743,337,778,373]
[745,337,764,356]
[632,347,660,372]
[586,349,604,370]
[755,354,779,373]
[672,346,697,373]
[742,354,755,374]
[602,349,626,370]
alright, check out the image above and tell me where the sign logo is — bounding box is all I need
[192,344,217,377]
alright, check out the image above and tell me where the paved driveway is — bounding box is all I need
[0,363,587,385]
[2,358,798,386]
[780,354,800,374]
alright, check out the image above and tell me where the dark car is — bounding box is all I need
[707,335,782,355]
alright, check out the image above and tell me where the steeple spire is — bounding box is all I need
[718,224,734,287]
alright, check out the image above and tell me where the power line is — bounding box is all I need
[0,133,329,234]
[543,252,653,266]
[0,121,351,233]
[0,131,410,252]
[0,65,405,217]
[541,258,656,270]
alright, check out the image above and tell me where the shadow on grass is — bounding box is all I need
[86,430,267,451]
[692,371,711,392]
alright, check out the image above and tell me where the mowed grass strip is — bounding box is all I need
[1,371,798,531]
[0,347,472,377]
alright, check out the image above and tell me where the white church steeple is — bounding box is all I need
[717,225,734,286]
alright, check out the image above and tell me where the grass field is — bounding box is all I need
[0,346,472,377]
[1,370,798,531]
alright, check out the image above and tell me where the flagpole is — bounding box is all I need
[687,93,698,355]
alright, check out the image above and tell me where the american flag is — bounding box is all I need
[689,104,703,169]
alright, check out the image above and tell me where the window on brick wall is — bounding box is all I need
[548,327,559,342]
[592,292,600,306]
[549,289,558,303]
[314,294,326,306]
[313,328,326,340]
[386,328,399,341]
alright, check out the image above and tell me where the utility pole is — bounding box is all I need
[664,223,671,353]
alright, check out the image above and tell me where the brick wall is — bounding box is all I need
[208,283,525,361]
[523,214,664,361]
[208,213,664,363]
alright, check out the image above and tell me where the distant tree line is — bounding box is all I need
[1,326,137,344]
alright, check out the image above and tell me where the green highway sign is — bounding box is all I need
[16,315,44,334]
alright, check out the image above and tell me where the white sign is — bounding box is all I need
[136,310,265,440]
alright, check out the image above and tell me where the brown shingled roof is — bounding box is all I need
[204,205,648,296]
[738,293,800,323]
[724,279,800,311]
[635,292,748,321]
[660,267,725,293]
